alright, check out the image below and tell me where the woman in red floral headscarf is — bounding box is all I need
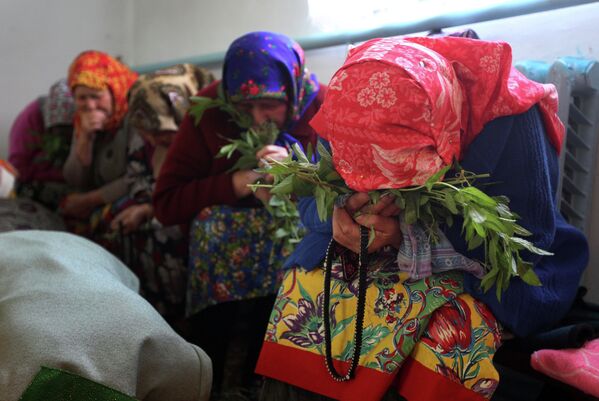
[256,36,588,401]
[61,50,138,227]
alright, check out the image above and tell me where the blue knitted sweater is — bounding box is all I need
[283,106,589,337]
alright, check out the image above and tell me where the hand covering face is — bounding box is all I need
[68,50,138,132]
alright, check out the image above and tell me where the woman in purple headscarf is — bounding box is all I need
[153,31,326,393]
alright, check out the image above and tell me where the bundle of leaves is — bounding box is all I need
[189,88,280,170]
[189,85,253,129]
[252,142,552,300]
[29,129,72,167]
[189,91,302,252]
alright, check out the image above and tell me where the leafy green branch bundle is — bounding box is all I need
[189,85,253,129]
[252,142,552,300]
[189,93,303,252]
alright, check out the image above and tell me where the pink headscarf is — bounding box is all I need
[310,36,564,192]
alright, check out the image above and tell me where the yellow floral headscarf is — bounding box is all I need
[68,50,138,131]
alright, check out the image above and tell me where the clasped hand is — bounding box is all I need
[333,192,402,254]
[75,110,109,166]
[232,144,289,203]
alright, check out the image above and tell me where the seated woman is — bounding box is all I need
[256,36,589,401]
[0,230,211,401]
[108,63,215,323]
[153,31,326,392]
[8,78,74,209]
[61,50,138,236]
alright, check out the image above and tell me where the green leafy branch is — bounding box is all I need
[216,122,280,171]
[193,91,303,254]
[28,129,71,167]
[189,84,253,129]
[252,142,552,301]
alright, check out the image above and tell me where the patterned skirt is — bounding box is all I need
[186,205,289,317]
[256,249,501,401]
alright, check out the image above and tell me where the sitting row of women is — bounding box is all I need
[7,29,590,401]
[8,31,325,393]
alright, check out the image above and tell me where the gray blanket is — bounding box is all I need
[0,230,211,401]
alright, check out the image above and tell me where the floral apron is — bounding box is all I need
[186,205,289,317]
[256,248,501,401]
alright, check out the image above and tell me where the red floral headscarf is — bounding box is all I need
[310,36,564,192]
[68,50,138,132]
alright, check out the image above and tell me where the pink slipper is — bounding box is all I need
[531,338,599,397]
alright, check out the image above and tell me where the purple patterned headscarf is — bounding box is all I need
[222,31,320,128]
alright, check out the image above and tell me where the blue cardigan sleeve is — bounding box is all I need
[283,140,334,269]
[444,106,589,337]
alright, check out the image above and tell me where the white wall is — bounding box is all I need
[129,1,599,83]
[130,0,317,67]
[0,0,134,158]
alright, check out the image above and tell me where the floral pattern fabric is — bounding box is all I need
[187,205,289,317]
[310,36,564,192]
[257,249,501,401]
[68,50,138,132]
[222,31,319,125]
[128,63,215,132]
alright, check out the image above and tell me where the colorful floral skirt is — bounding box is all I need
[256,250,501,401]
[186,205,289,317]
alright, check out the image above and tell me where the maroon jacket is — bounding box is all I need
[153,80,327,227]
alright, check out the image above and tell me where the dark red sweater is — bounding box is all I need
[153,80,327,227]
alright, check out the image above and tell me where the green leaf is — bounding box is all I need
[324,190,338,220]
[509,237,554,256]
[324,170,343,182]
[275,228,289,239]
[481,267,499,293]
[512,224,533,237]
[467,234,484,251]
[442,190,459,214]
[314,185,328,222]
[404,194,418,225]
[317,141,333,164]
[292,178,314,197]
[292,142,310,164]
[369,191,381,205]
[468,207,486,224]
[461,186,497,208]
[393,193,406,210]
[270,175,295,195]
[518,262,542,286]
[189,96,221,124]
[425,164,451,191]
[368,226,376,247]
